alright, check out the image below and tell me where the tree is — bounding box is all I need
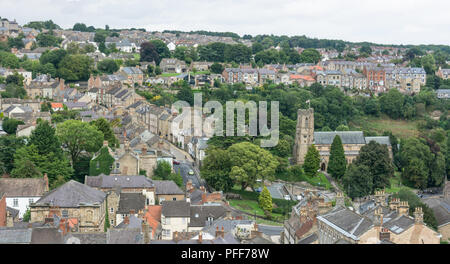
[379,89,406,119]
[259,186,273,217]
[56,120,103,166]
[40,49,67,67]
[210,62,224,74]
[29,121,62,156]
[399,138,433,189]
[392,188,437,229]
[97,59,119,74]
[104,199,110,232]
[2,117,24,134]
[57,54,94,81]
[140,42,159,64]
[36,33,61,47]
[153,161,172,180]
[149,40,171,61]
[169,172,184,188]
[11,159,42,178]
[0,136,26,174]
[335,124,349,131]
[343,164,373,199]
[176,85,194,105]
[252,42,264,54]
[22,209,31,222]
[90,118,119,147]
[228,142,279,190]
[327,135,347,179]
[201,148,233,192]
[303,145,320,177]
[299,48,321,64]
[359,44,372,55]
[355,141,394,190]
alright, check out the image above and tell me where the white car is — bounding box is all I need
[188,170,194,175]
[284,195,291,200]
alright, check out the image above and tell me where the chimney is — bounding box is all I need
[123,215,129,225]
[225,210,232,220]
[199,186,206,193]
[129,209,135,215]
[43,173,49,192]
[198,232,202,243]
[379,227,390,242]
[398,201,409,216]
[215,226,225,238]
[142,220,150,244]
[59,219,67,235]
[414,207,424,224]
[59,78,65,91]
[141,147,147,155]
[103,140,109,147]
[201,193,207,204]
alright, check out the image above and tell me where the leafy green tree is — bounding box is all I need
[153,161,172,180]
[0,136,26,174]
[259,186,273,217]
[1,83,27,98]
[2,117,24,134]
[89,147,114,176]
[140,42,159,63]
[335,124,349,131]
[29,121,62,156]
[299,48,321,64]
[355,141,394,190]
[343,164,373,199]
[228,142,279,190]
[327,135,346,179]
[201,148,233,192]
[399,138,433,189]
[169,172,184,188]
[176,85,194,105]
[104,199,110,231]
[22,209,31,222]
[90,118,119,148]
[359,44,372,55]
[379,89,406,119]
[210,62,224,74]
[40,49,67,67]
[12,159,42,178]
[149,40,171,62]
[56,120,103,166]
[252,42,264,54]
[57,55,94,81]
[36,33,61,47]
[0,51,20,68]
[303,145,320,177]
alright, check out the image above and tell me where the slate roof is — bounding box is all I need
[0,228,32,244]
[0,178,47,197]
[422,198,450,227]
[202,219,254,236]
[117,193,146,214]
[64,233,107,244]
[152,180,184,195]
[297,233,318,244]
[31,227,63,244]
[317,206,373,240]
[314,131,366,145]
[383,215,415,234]
[116,214,143,229]
[107,228,143,244]
[189,205,226,227]
[162,200,190,217]
[6,206,19,219]
[365,136,391,145]
[34,180,106,208]
[85,175,155,189]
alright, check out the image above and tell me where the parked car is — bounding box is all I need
[284,195,291,200]
[173,160,180,165]
[188,169,194,175]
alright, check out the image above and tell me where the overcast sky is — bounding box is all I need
[1,0,449,45]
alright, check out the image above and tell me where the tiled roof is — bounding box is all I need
[153,180,184,195]
[162,200,190,217]
[117,193,146,214]
[85,175,155,189]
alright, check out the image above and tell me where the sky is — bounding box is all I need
[1,0,449,46]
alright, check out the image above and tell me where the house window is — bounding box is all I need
[29,198,34,204]
[116,163,120,169]
[110,208,114,213]
[62,210,69,218]
[13,198,19,207]
[110,220,114,225]
[172,197,177,201]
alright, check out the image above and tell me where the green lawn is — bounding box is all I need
[228,199,284,221]
[159,72,182,77]
[350,115,420,139]
[386,172,415,193]
[304,172,332,189]
[191,70,210,75]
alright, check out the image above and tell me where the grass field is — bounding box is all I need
[350,115,420,139]
[306,172,332,189]
[386,172,415,193]
[160,73,181,77]
[228,200,284,223]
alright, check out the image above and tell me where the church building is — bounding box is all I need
[293,108,392,171]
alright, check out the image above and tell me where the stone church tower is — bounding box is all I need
[293,108,314,165]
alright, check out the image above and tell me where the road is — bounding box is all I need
[258,225,284,236]
[173,161,204,188]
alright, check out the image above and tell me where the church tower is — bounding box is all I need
[293,108,314,165]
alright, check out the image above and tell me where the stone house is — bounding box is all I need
[118,66,144,86]
[160,58,187,74]
[30,180,107,233]
[0,175,49,218]
[436,67,450,80]
[152,180,185,202]
[190,61,213,72]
